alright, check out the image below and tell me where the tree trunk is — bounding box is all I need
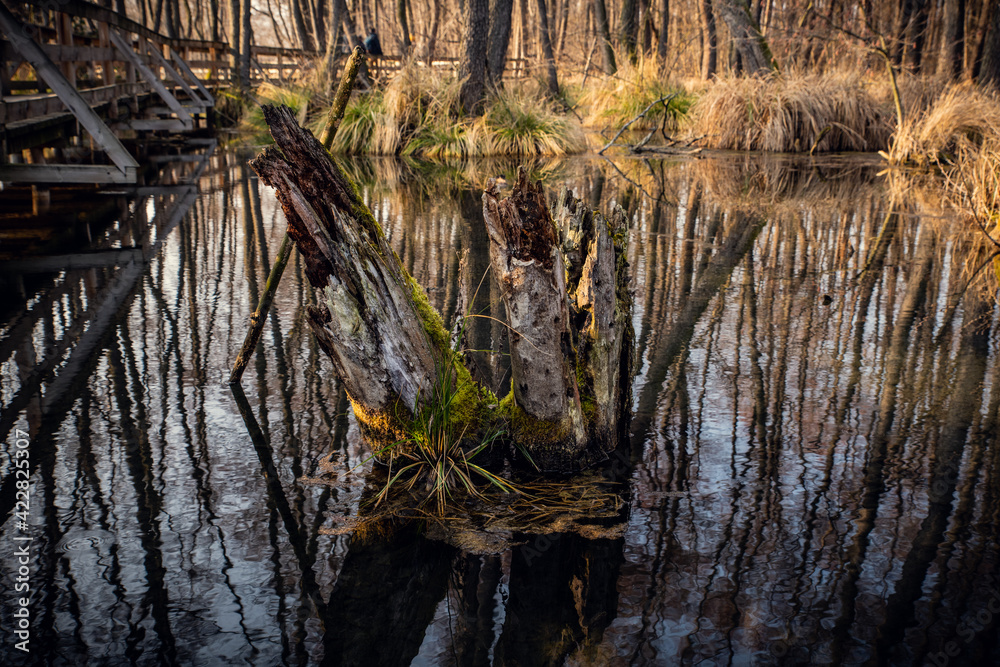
[618,0,639,57]
[252,106,443,445]
[700,0,716,78]
[423,0,441,61]
[398,0,412,54]
[315,0,328,51]
[228,0,240,85]
[459,0,490,113]
[239,0,251,90]
[535,0,561,98]
[593,0,617,73]
[293,0,315,50]
[482,171,633,471]
[937,0,965,79]
[656,0,669,60]
[252,106,634,473]
[714,0,774,74]
[979,4,1000,89]
[488,0,514,84]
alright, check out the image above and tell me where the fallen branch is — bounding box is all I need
[598,94,677,155]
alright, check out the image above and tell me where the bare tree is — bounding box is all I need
[937,0,965,79]
[536,0,560,97]
[487,0,514,84]
[459,0,490,113]
[979,3,1000,88]
[700,0,716,78]
[715,0,774,74]
[398,0,412,54]
[593,0,616,73]
[657,0,669,60]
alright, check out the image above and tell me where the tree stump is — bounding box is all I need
[251,105,633,474]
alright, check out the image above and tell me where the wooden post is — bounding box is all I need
[57,11,75,87]
[98,22,114,86]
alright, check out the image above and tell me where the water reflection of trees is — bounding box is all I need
[1,152,998,664]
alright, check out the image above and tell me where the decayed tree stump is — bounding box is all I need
[252,104,633,473]
[483,172,633,470]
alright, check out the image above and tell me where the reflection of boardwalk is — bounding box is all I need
[0,141,213,522]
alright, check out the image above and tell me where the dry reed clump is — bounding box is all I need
[945,136,1000,237]
[886,83,1000,166]
[691,72,892,152]
[329,66,587,157]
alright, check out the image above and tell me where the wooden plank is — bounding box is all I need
[115,118,188,131]
[0,164,136,184]
[0,40,116,62]
[1,82,148,123]
[146,41,203,107]
[108,30,192,129]
[0,3,138,177]
[169,46,214,106]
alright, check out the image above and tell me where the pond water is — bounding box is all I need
[1,148,999,665]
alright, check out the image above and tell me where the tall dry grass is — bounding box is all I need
[691,71,892,152]
[327,63,587,157]
[887,82,1000,166]
[580,50,694,132]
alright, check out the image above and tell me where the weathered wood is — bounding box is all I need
[252,108,633,473]
[250,105,443,438]
[231,51,365,386]
[483,169,633,471]
[108,30,193,129]
[0,164,135,184]
[0,2,138,180]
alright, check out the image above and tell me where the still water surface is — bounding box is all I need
[1,149,999,665]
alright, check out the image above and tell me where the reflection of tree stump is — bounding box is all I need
[252,105,633,473]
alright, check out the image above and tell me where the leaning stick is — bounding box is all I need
[229,46,367,385]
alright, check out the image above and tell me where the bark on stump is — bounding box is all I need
[483,170,633,471]
[252,105,633,473]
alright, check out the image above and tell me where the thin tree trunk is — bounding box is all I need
[239,0,251,88]
[535,0,561,97]
[315,0,329,51]
[593,0,616,73]
[938,0,965,79]
[488,0,515,84]
[978,3,1000,88]
[699,0,716,78]
[293,0,315,50]
[459,0,490,113]
[904,0,929,71]
[656,0,668,59]
[423,0,441,61]
[228,0,239,84]
[398,0,412,54]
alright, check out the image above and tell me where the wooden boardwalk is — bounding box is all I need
[0,0,315,184]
